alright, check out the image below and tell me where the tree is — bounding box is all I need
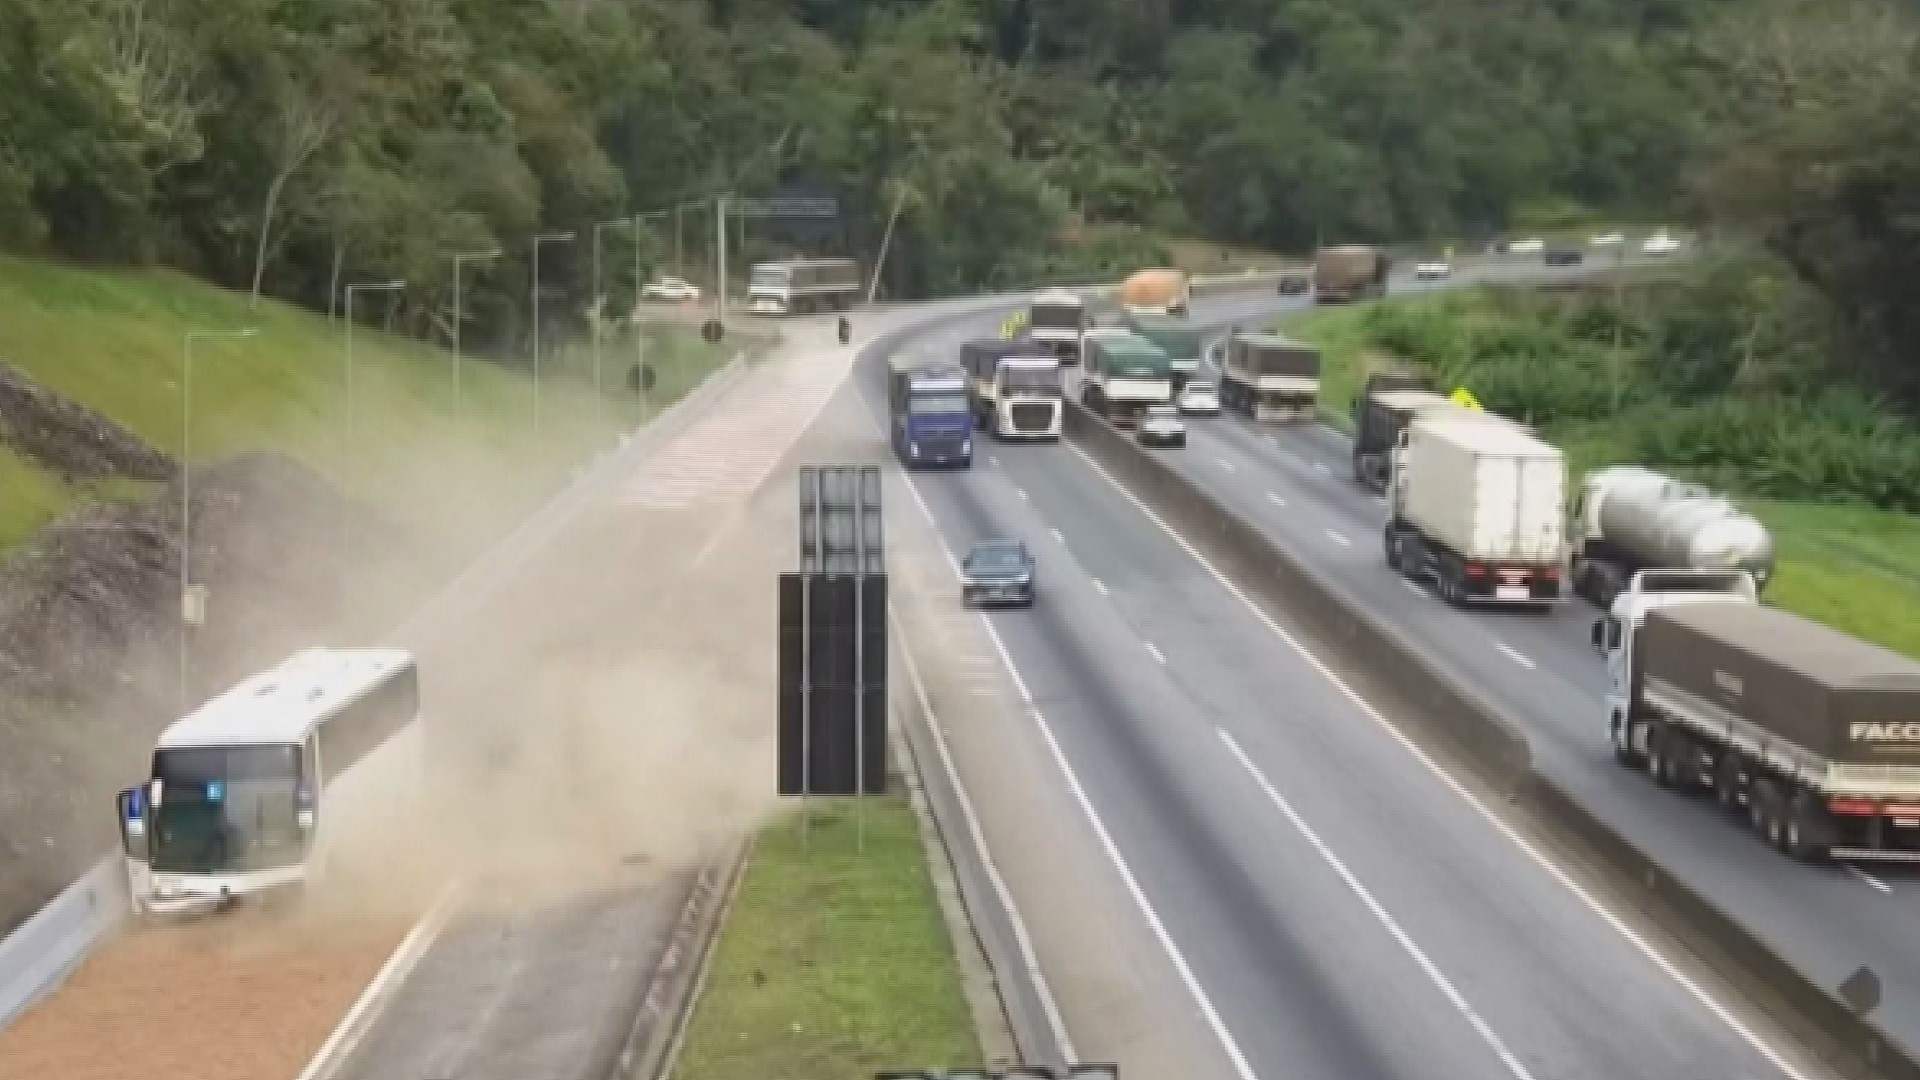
[249,56,355,307]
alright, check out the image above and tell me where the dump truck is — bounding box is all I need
[1314,245,1389,303]
[1119,269,1191,317]
[960,338,1063,440]
[1122,312,1204,388]
[1080,328,1172,428]
[1027,289,1087,362]
[1216,332,1321,421]
[1385,414,1566,606]
[1569,465,1776,608]
[1597,570,1920,861]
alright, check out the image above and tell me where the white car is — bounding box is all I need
[1641,232,1681,256]
[640,276,701,301]
[1506,238,1545,254]
[1135,405,1187,448]
[1590,231,1625,247]
[1177,382,1221,417]
[1414,260,1451,280]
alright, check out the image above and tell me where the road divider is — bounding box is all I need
[1060,398,1915,1080]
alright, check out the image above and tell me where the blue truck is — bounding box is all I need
[887,354,973,468]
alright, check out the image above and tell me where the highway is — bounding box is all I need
[856,296,1827,1080]
[1147,282,1920,1053]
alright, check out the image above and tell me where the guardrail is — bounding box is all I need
[1059,398,1912,1080]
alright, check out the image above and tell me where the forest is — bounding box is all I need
[0,0,1913,401]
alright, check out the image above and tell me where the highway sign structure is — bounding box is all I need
[778,464,887,797]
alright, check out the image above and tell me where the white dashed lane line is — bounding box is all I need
[1325,529,1351,547]
[1146,643,1167,664]
[1495,643,1536,670]
[1267,492,1287,508]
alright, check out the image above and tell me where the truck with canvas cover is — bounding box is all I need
[1217,332,1321,421]
[1385,415,1566,606]
[1027,288,1087,362]
[1314,245,1390,303]
[887,354,972,468]
[747,257,863,315]
[1570,465,1776,608]
[1080,329,1173,428]
[1119,269,1191,317]
[1122,312,1204,388]
[1352,371,1440,491]
[960,338,1063,440]
[1598,578,1920,861]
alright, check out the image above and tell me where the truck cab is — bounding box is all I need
[1592,569,1759,763]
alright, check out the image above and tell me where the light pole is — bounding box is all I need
[179,326,259,710]
[341,280,405,566]
[531,231,575,436]
[450,249,501,408]
[592,218,639,434]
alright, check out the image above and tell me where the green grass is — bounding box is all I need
[671,797,982,1080]
[0,447,68,553]
[1282,299,1920,659]
[0,252,730,555]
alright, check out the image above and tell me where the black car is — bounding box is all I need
[1544,248,1584,266]
[1277,274,1311,296]
[961,539,1036,608]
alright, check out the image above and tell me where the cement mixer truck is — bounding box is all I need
[1569,466,1776,607]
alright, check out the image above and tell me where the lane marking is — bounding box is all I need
[1314,461,1330,473]
[1016,487,1029,501]
[1218,459,1237,472]
[1146,643,1166,664]
[894,608,1079,1061]
[1267,492,1287,508]
[1402,580,1427,597]
[1092,578,1108,596]
[1063,442,1816,1080]
[1051,527,1065,544]
[1264,434,1279,447]
[1221,730,1535,1080]
[1325,529,1351,547]
[894,453,1259,1080]
[1846,866,1892,894]
[1495,644,1536,670]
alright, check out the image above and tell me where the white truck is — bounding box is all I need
[1385,415,1566,606]
[1026,289,1087,363]
[1595,569,1920,861]
[959,339,1064,439]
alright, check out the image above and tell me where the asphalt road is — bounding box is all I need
[858,297,1824,1080]
[1129,282,1920,1056]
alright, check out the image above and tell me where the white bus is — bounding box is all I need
[747,257,862,315]
[114,647,419,917]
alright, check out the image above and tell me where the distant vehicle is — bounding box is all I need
[1568,466,1775,608]
[1081,329,1173,428]
[1026,289,1088,363]
[1590,232,1625,247]
[1596,570,1920,862]
[1507,237,1546,254]
[747,257,862,315]
[1219,332,1320,422]
[1177,381,1221,417]
[960,339,1063,440]
[1122,311,1204,388]
[1313,245,1390,303]
[1385,415,1566,607]
[961,539,1035,608]
[1119,269,1192,318]
[1135,404,1187,448]
[1544,247,1584,266]
[1641,231,1682,256]
[115,648,420,918]
[640,276,701,302]
[1414,260,1452,281]
[886,354,972,467]
[1277,273,1312,296]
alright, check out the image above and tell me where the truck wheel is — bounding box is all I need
[1384,529,1402,571]
[1714,755,1744,810]
[1643,722,1670,787]
[1784,795,1831,862]
[1611,716,1638,767]
[1661,730,1699,792]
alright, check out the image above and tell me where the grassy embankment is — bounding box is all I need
[1285,295,1920,660]
[672,797,982,1080]
[0,253,729,555]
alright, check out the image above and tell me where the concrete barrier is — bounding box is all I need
[1062,399,1913,1080]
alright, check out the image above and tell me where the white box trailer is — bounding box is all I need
[1385,415,1566,606]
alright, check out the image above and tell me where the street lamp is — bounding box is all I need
[592,218,641,434]
[179,326,259,710]
[450,249,501,408]
[341,280,405,565]
[531,231,576,436]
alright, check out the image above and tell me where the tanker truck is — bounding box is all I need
[1119,269,1191,318]
[1569,466,1776,608]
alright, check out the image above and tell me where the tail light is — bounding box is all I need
[1829,797,1879,816]
[1541,566,1561,582]
[1465,563,1487,578]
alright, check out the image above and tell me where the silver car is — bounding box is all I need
[1136,404,1187,448]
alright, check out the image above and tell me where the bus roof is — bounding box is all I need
[156,647,415,750]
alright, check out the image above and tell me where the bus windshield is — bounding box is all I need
[908,393,970,416]
[150,744,306,874]
[1002,366,1062,394]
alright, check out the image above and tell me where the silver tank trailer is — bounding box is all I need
[1594,481,1776,587]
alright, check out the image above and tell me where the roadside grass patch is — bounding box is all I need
[672,797,982,1080]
